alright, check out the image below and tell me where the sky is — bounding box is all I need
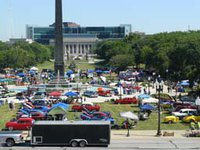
[0,0,200,41]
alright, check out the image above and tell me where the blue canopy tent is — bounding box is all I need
[50,102,69,110]
[64,91,78,97]
[48,103,69,117]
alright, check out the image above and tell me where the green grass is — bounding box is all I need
[0,104,19,130]
[36,61,54,71]
[0,103,189,130]
[36,60,95,72]
[66,103,190,130]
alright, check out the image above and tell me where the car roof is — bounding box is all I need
[180,108,196,111]
[18,117,34,121]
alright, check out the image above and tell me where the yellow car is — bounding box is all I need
[163,116,179,124]
[182,115,200,123]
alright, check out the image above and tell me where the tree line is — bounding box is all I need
[95,31,200,84]
[0,41,53,69]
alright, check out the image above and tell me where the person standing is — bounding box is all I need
[8,100,14,111]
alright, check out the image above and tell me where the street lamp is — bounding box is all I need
[148,76,151,95]
[156,75,164,136]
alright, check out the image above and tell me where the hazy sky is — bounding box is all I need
[1,0,200,41]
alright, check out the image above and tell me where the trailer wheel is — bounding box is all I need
[79,140,86,147]
[6,138,15,147]
[71,140,78,147]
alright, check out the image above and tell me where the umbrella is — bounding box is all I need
[66,70,73,74]
[29,70,35,75]
[120,111,139,120]
[195,96,200,106]
[140,104,155,110]
[88,69,94,73]
[49,91,61,97]
[17,72,26,77]
[30,66,38,71]
[138,94,151,99]
[64,91,78,97]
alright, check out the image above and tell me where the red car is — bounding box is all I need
[114,97,138,104]
[98,90,112,97]
[5,118,34,130]
[72,103,100,112]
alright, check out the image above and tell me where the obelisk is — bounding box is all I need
[54,0,65,76]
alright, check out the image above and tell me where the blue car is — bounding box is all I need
[80,113,115,124]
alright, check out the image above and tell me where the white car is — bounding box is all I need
[172,108,197,119]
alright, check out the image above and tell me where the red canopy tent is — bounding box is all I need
[49,91,61,97]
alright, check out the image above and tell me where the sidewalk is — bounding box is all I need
[111,130,187,139]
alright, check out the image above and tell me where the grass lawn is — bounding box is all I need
[0,104,19,130]
[0,102,189,131]
[66,103,190,130]
[36,60,95,72]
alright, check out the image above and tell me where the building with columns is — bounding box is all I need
[50,35,98,59]
[26,22,132,59]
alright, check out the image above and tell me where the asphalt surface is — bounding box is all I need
[1,130,200,149]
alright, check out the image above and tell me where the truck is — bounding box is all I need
[0,131,24,147]
[0,120,111,147]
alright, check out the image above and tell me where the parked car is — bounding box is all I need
[114,97,138,104]
[171,108,197,119]
[72,102,100,112]
[182,115,200,123]
[171,103,197,113]
[82,91,98,98]
[30,111,47,120]
[163,116,179,124]
[2,91,17,98]
[32,100,49,107]
[98,90,112,97]
[80,113,115,124]
[5,118,34,130]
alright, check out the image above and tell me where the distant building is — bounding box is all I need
[26,22,132,59]
[8,38,33,44]
[50,35,98,60]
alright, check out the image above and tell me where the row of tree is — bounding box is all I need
[0,41,53,68]
[95,31,200,84]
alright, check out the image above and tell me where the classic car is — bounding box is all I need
[98,90,112,97]
[72,102,100,112]
[5,118,34,130]
[163,116,179,124]
[82,91,98,98]
[80,113,115,124]
[171,108,197,119]
[182,115,200,123]
[114,97,138,104]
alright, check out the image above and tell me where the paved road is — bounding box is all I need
[1,138,200,150]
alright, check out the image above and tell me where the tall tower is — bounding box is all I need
[54,0,65,76]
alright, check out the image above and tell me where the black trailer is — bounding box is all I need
[31,120,110,147]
